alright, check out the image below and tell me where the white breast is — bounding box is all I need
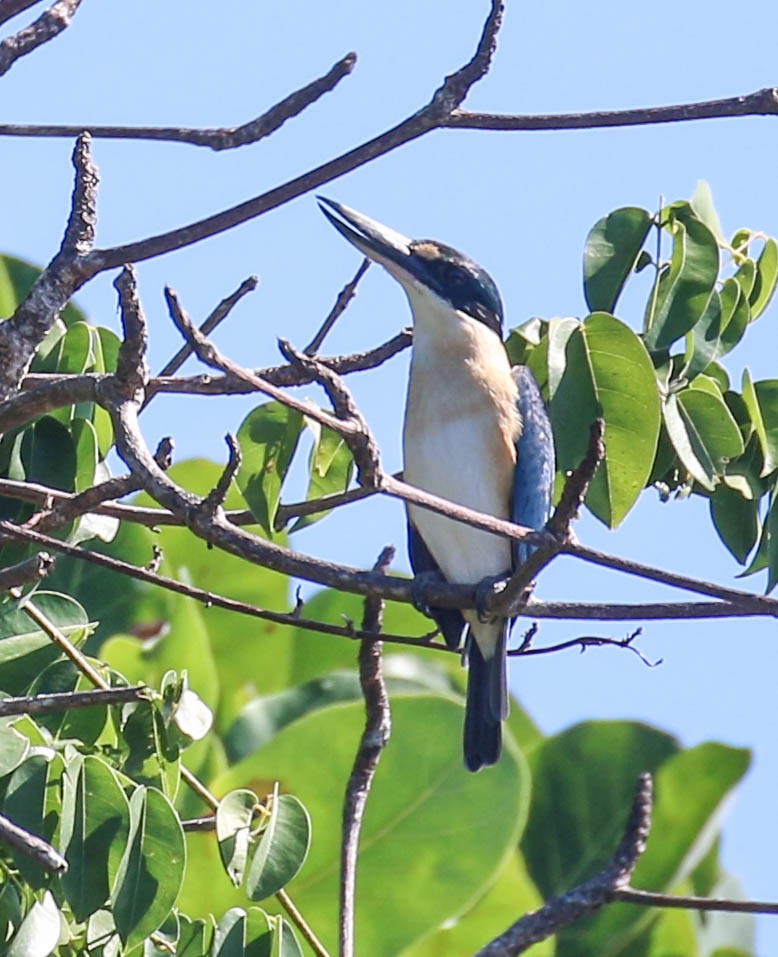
[402,295,520,589]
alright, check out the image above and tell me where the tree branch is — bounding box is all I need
[0,684,150,716]
[0,132,96,399]
[0,52,356,147]
[76,0,505,272]
[340,546,394,957]
[0,0,82,77]
[445,86,778,132]
[305,258,370,355]
[0,811,67,875]
[477,773,653,956]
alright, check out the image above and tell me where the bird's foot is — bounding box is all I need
[474,572,511,624]
[411,570,446,619]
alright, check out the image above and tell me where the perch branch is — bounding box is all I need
[0,811,67,875]
[340,546,394,957]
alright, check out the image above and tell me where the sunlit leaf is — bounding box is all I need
[236,402,304,535]
[217,788,259,887]
[550,313,660,526]
[111,786,186,949]
[583,207,652,313]
[246,792,311,901]
[644,209,719,352]
[60,756,131,922]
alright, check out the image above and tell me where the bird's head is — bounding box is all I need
[318,197,504,337]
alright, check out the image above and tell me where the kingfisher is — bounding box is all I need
[319,198,555,771]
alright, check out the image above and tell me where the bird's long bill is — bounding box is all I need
[318,197,415,282]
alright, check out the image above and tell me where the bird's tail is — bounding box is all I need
[463,623,508,772]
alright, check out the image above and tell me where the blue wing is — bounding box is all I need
[511,366,555,566]
[407,521,466,649]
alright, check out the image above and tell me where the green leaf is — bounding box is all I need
[662,387,744,492]
[732,257,756,301]
[60,755,131,922]
[6,890,60,957]
[3,750,65,887]
[677,387,744,472]
[203,696,528,956]
[583,207,652,313]
[753,378,778,476]
[401,851,553,957]
[0,723,29,776]
[550,313,661,527]
[685,279,749,379]
[289,421,354,532]
[569,745,752,955]
[246,792,311,901]
[767,490,778,593]
[690,180,725,243]
[749,237,778,318]
[709,485,759,564]
[29,658,109,745]
[644,210,719,352]
[177,913,216,956]
[236,402,304,535]
[111,785,186,949]
[217,788,259,887]
[20,416,77,492]
[0,591,91,695]
[274,916,303,957]
[522,722,678,900]
[53,320,94,375]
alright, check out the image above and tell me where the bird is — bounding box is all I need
[318,198,555,771]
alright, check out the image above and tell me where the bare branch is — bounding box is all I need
[547,418,605,541]
[477,774,652,956]
[0,685,150,716]
[201,434,241,514]
[155,275,259,379]
[305,258,370,355]
[278,339,383,487]
[0,0,82,77]
[77,1,505,272]
[0,811,67,875]
[341,546,394,957]
[0,0,43,29]
[0,133,96,398]
[613,886,778,916]
[446,86,778,132]
[1,331,412,434]
[0,551,53,590]
[0,52,356,148]
[113,265,149,396]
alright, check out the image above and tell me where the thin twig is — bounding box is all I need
[0,53,356,148]
[2,330,412,434]
[276,889,331,957]
[75,1,505,273]
[278,339,383,487]
[0,0,82,77]
[341,546,394,957]
[0,685,150,716]
[0,133,96,398]
[612,887,778,915]
[155,276,259,379]
[445,87,778,132]
[305,258,370,354]
[0,811,67,875]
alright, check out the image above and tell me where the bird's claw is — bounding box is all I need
[411,570,445,619]
[474,572,510,623]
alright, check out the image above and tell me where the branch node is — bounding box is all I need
[113,265,149,396]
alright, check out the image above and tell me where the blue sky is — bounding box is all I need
[2,0,778,950]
